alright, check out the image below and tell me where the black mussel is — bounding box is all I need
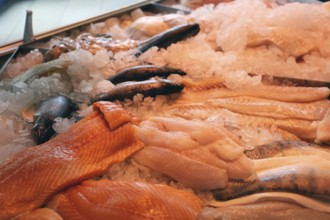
[30,95,76,144]
[136,23,200,55]
[107,65,186,84]
[92,78,184,103]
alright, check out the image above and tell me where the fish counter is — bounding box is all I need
[0,0,330,219]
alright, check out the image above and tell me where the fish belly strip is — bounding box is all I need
[208,192,330,213]
[48,179,202,220]
[179,85,330,103]
[0,102,144,219]
[133,146,228,190]
[207,97,330,120]
[213,157,330,200]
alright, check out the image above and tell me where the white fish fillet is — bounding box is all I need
[179,84,330,103]
[207,96,330,120]
[133,116,255,190]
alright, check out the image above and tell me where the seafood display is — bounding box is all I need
[0,0,330,219]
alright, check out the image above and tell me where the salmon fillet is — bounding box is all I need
[0,101,144,219]
[48,179,202,220]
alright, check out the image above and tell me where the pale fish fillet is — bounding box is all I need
[168,104,318,140]
[133,146,228,190]
[48,179,202,220]
[316,108,330,143]
[0,102,144,220]
[134,116,255,189]
[207,96,330,120]
[213,156,330,200]
[245,140,330,160]
[13,208,63,220]
[208,192,330,213]
[179,84,330,103]
[199,201,330,220]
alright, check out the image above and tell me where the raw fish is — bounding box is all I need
[133,116,255,190]
[0,102,144,219]
[48,179,202,220]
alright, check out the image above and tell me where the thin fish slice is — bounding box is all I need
[0,102,144,219]
[48,179,202,220]
[179,84,330,103]
[13,208,63,220]
[207,96,330,120]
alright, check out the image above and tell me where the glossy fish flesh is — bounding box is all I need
[0,102,144,219]
[133,116,255,190]
[48,179,202,220]
[207,97,330,120]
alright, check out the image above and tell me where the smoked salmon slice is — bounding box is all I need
[0,101,144,219]
[48,179,202,220]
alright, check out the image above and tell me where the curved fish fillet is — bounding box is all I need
[48,179,202,220]
[0,102,144,219]
[207,97,330,120]
[168,103,319,140]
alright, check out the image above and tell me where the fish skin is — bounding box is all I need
[207,96,330,120]
[91,78,184,103]
[108,65,186,84]
[0,102,144,219]
[136,23,200,55]
[48,179,202,220]
[213,156,330,200]
[245,140,330,160]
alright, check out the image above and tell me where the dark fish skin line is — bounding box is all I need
[92,78,184,103]
[136,23,200,55]
[108,65,187,84]
[32,95,76,145]
[213,166,330,201]
[244,140,321,159]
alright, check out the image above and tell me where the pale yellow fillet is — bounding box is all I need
[179,84,330,103]
[207,96,330,120]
